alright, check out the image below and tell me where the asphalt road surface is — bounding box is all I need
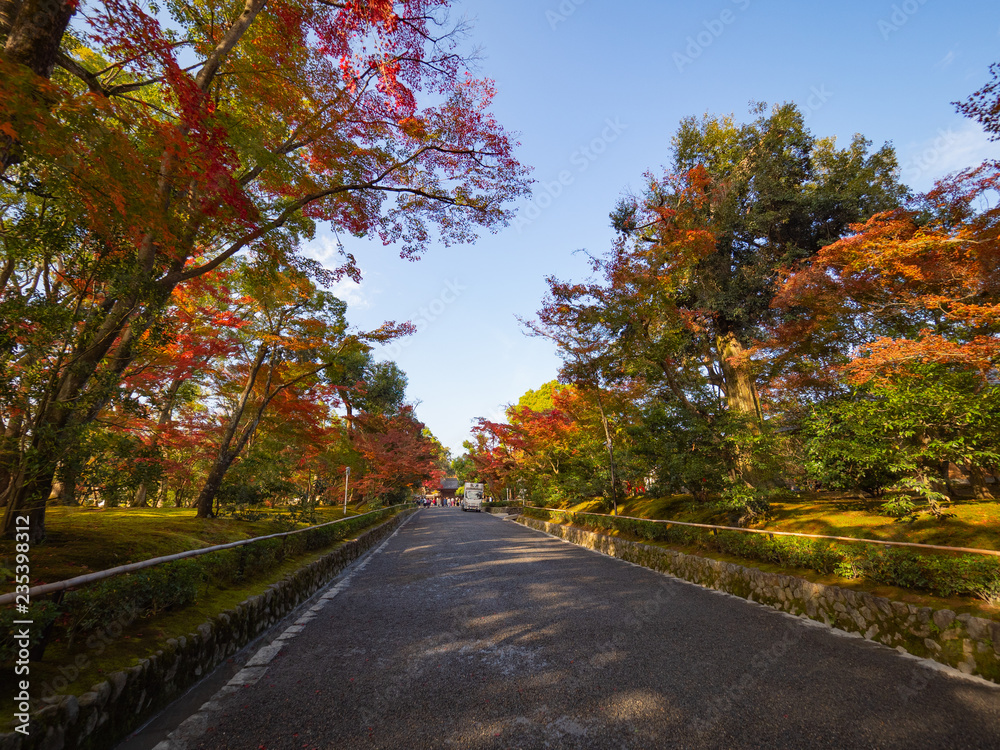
[135,508,1000,749]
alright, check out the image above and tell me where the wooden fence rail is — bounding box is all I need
[524,505,1000,557]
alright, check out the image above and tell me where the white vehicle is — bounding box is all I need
[461,482,484,512]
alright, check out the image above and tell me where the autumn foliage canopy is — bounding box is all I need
[465,81,1000,523]
[0,0,526,535]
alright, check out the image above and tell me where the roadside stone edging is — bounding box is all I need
[1,510,415,750]
[517,515,1000,683]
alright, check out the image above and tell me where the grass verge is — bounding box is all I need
[2,504,371,584]
[1,504,403,729]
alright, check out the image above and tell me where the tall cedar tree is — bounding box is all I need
[536,104,906,483]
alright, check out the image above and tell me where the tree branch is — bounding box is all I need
[195,0,267,92]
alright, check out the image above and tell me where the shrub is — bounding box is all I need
[8,506,403,658]
[0,600,61,661]
[715,480,772,527]
[62,560,202,645]
[923,555,1000,602]
[220,505,268,522]
[879,478,956,523]
[848,547,929,590]
[525,506,998,602]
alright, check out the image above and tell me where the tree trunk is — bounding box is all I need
[194,452,238,518]
[130,376,185,508]
[131,483,150,508]
[2,463,53,542]
[0,0,24,42]
[2,389,70,537]
[594,388,619,515]
[716,331,763,423]
[48,461,78,505]
[937,461,958,500]
[1,286,169,536]
[0,411,24,508]
[2,406,81,536]
[716,330,765,486]
[195,345,274,518]
[969,464,995,500]
[1,0,77,173]
[2,0,74,74]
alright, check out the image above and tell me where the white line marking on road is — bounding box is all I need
[228,666,270,686]
[244,642,283,666]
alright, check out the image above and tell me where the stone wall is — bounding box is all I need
[1,510,414,750]
[517,515,1000,683]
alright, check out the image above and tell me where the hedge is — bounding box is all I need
[0,507,400,661]
[524,507,1000,604]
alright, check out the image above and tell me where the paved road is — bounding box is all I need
[142,508,1000,749]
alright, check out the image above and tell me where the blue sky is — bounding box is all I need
[308,0,1000,455]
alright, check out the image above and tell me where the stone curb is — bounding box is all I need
[515,515,1000,684]
[0,510,415,750]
